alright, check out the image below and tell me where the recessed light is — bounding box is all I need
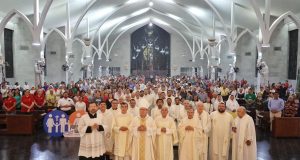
[149,1,154,7]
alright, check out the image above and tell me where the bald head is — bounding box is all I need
[183,100,190,110]
[196,101,204,114]
[161,107,169,118]
[237,106,246,118]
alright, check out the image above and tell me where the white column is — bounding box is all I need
[231,1,235,35]
[265,0,271,29]
[212,14,215,38]
[98,31,101,59]
[66,0,71,40]
[192,36,195,62]
[256,46,262,92]
[33,0,40,45]
[87,18,90,38]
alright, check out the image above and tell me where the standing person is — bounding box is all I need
[21,89,35,113]
[97,101,114,159]
[130,106,156,160]
[203,97,213,114]
[169,97,185,125]
[220,85,230,101]
[128,99,139,117]
[210,102,233,160]
[23,82,30,90]
[195,102,211,160]
[178,108,202,160]
[155,107,178,160]
[46,89,56,111]
[78,102,106,160]
[245,88,256,108]
[14,89,21,111]
[151,99,164,120]
[283,95,299,117]
[57,92,75,115]
[109,99,121,117]
[226,94,239,118]
[3,91,16,113]
[34,89,46,112]
[268,91,284,131]
[232,107,257,160]
[113,102,133,160]
[75,96,86,112]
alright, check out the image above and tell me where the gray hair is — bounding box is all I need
[238,106,246,112]
[195,101,204,108]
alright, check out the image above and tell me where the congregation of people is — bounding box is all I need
[0,75,299,160]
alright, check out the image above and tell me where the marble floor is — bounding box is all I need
[0,128,300,160]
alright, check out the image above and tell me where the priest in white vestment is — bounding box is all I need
[128,99,139,117]
[113,102,133,160]
[232,107,257,160]
[169,97,185,125]
[109,99,121,117]
[178,108,203,160]
[151,99,164,119]
[210,102,233,160]
[97,101,114,155]
[194,102,211,160]
[130,106,156,160]
[78,102,106,159]
[155,107,178,160]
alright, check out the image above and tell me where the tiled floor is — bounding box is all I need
[0,128,300,160]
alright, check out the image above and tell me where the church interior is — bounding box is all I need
[0,0,300,160]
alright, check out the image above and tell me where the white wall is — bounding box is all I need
[7,17,37,86]
[235,33,257,84]
[91,28,209,78]
[262,22,289,84]
[45,31,66,83]
[70,40,84,81]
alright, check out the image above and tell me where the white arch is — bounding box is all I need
[0,9,34,39]
[37,0,54,34]
[249,0,269,45]
[108,17,193,60]
[89,1,212,50]
[151,8,202,59]
[42,28,67,51]
[105,17,193,62]
[104,10,195,58]
[268,11,300,42]
[71,0,97,39]
[204,0,230,37]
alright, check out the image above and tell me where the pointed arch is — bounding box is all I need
[37,0,54,33]
[71,0,97,39]
[268,11,300,41]
[0,9,33,38]
[42,28,67,51]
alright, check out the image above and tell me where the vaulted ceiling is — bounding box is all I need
[1,0,300,43]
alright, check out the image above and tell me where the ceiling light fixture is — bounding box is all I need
[149,1,154,7]
[261,44,270,48]
[149,22,153,27]
[32,42,41,46]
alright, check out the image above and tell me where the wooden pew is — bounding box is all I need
[272,117,300,138]
[0,111,42,135]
